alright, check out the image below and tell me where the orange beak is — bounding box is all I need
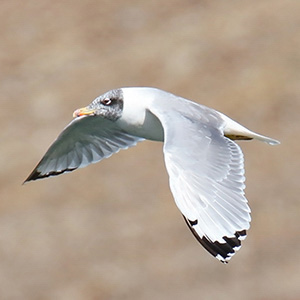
[73,107,97,118]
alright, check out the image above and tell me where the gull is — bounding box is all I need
[25,87,279,263]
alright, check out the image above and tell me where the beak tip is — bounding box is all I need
[73,109,79,118]
[72,107,96,118]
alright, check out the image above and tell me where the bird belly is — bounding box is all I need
[116,109,164,142]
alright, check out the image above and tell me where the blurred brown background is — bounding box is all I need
[1,0,299,299]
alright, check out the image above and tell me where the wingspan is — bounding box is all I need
[149,104,251,263]
[25,116,143,182]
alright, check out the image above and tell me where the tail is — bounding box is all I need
[246,132,280,145]
[220,113,280,145]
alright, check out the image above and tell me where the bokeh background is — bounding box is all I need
[1,0,299,299]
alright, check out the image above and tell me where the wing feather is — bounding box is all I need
[25,116,143,182]
[149,105,251,263]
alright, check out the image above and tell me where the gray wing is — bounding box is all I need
[150,105,251,263]
[25,116,143,182]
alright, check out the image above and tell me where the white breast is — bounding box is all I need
[116,87,164,141]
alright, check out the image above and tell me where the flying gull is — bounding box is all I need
[25,87,279,263]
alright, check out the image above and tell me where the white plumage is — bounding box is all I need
[25,87,279,263]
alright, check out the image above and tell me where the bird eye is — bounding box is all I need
[101,98,112,106]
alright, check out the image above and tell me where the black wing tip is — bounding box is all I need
[23,168,77,184]
[23,170,42,184]
[183,216,247,263]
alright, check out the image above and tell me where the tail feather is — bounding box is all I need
[249,132,280,145]
[220,113,280,145]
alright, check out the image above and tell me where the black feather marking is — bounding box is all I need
[183,215,246,263]
[24,167,77,183]
[223,236,241,248]
[236,230,247,239]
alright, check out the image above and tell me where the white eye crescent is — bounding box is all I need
[101,98,112,105]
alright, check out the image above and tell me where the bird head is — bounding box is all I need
[73,89,124,121]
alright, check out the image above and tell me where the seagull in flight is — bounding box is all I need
[25,87,279,263]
